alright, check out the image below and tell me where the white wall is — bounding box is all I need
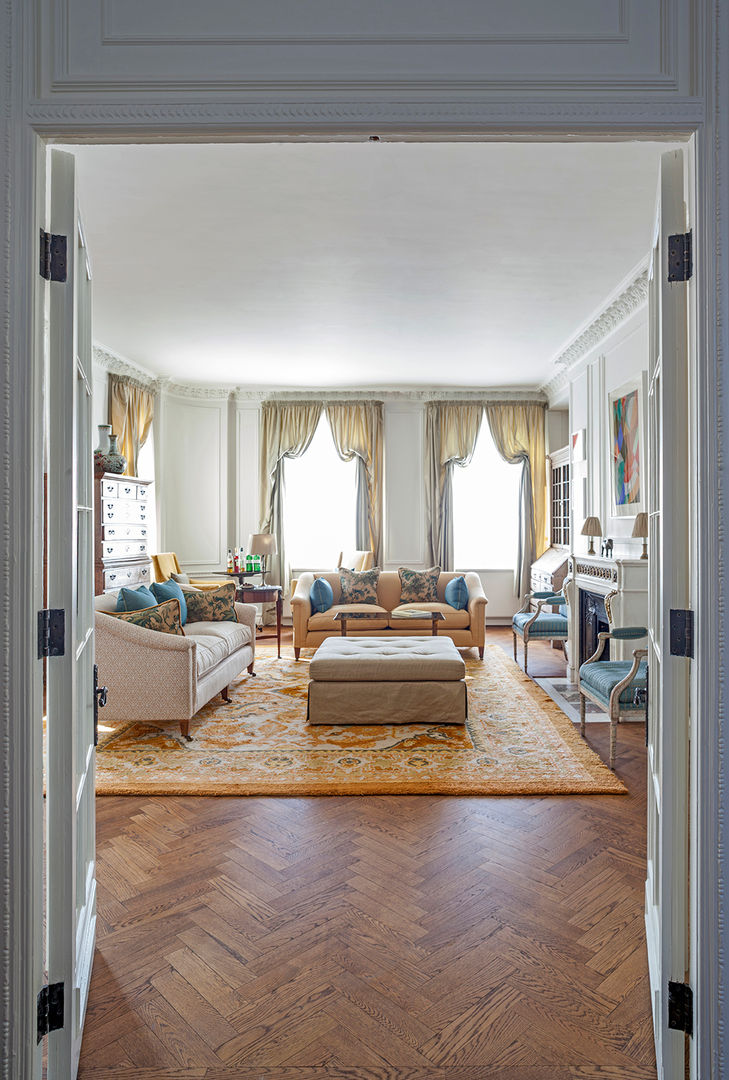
[91,362,108,435]
[568,304,648,559]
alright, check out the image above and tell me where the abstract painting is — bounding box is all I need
[609,378,645,516]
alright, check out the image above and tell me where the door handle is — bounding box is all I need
[93,663,107,747]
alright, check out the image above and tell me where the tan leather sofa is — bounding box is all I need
[291,571,487,659]
[94,591,257,739]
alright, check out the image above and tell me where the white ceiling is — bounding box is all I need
[70,141,674,389]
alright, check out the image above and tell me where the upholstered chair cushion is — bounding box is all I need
[171,571,190,584]
[444,575,469,610]
[181,580,237,623]
[579,659,648,706]
[310,577,334,614]
[151,578,188,625]
[117,584,156,612]
[339,566,381,605]
[398,566,441,603]
[108,597,184,636]
[512,611,569,637]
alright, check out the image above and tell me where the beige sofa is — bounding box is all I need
[94,591,257,739]
[291,571,487,659]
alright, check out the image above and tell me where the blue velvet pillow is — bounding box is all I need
[116,585,156,612]
[151,579,188,626]
[445,575,469,611]
[310,577,334,614]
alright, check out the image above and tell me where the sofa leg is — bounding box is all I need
[478,646,484,660]
[180,719,192,742]
[294,647,301,660]
[221,685,230,702]
[247,661,256,677]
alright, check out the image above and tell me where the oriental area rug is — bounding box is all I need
[95,643,626,796]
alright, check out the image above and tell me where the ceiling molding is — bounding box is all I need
[551,264,649,371]
[160,379,233,401]
[232,387,548,404]
[92,343,160,391]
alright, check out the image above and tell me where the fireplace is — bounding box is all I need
[579,589,611,666]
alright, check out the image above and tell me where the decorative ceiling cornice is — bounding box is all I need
[160,379,233,401]
[551,265,649,371]
[93,344,160,391]
[232,387,548,404]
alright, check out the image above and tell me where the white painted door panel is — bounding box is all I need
[645,149,690,1080]
[46,149,96,1079]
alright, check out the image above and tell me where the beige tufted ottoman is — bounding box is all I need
[306,636,467,725]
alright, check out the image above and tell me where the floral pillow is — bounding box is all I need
[339,566,381,605]
[398,566,441,603]
[108,598,184,636]
[182,580,238,623]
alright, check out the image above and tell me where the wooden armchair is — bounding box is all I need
[578,626,648,769]
[512,591,568,675]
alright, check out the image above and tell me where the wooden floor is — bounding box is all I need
[78,628,656,1079]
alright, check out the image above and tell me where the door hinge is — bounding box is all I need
[667,230,693,282]
[669,609,694,658]
[39,228,68,282]
[37,982,64,1043]
[668,980,693,1036]
[38,608,65,659]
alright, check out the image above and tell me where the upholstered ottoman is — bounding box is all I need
[307,636,467,725]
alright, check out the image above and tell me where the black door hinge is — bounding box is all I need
[38,609,65,659]
[39,229,68,282]
[668,980,693,1036]
[37,982,64,1043]
[668,231,693,282]
[669,609,694,658]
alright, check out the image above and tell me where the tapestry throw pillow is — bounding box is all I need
[182,580,238,623]
[339,566,381,605]
[116,584,156,612]
[108,598,184,636]
[445,575,469,611]
[151,579,188,625]
[398,566,441,604]
[310,577,334,614]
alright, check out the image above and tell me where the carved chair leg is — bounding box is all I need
[247,661,256,676]
[610,710,618,770]
[221,685,230,702]
[579,692,586,738]
[294,647,301,660]
[523,639,528,675]
[512,632,517,662]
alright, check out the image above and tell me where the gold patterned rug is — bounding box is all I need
[95,643,626,796]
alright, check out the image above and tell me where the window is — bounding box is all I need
[136,423,157,555]
[452,425,521,570]
[284,416,356,569]
[550,456,570,547]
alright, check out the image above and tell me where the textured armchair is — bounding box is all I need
[578,626,648,769]
[512,592,568,675]
[152,552,229,590]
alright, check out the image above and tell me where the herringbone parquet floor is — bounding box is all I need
[78,630,656,1079]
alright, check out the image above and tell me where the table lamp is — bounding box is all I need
[248,533,277,584]
[581,516,602,556]
[632,512,649,559]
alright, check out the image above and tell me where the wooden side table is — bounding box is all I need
[235,584,283,658]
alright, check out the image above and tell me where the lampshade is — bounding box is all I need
[248,532,277,557]
[631,512,649,539]
[581,516,602,537]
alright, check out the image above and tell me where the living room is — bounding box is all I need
[50,137,671,1074]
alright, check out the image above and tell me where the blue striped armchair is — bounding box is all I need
[512,591,569,675]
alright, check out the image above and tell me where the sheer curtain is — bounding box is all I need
[259,401,323,593]
[108,373,155,477]
[325,401,384,565]
[425,402,483,569]
[484,402,547,595]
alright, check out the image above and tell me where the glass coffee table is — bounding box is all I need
[333,609,445,636]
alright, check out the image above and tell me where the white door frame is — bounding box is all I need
[3,15,728,1080]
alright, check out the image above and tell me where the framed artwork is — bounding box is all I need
[571,428,586,461]
[608,376,646,517]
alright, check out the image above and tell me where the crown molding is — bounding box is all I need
[92,343,160,391]
[552,264,649,370]
[232,386,547,404]
[160,378,233,401]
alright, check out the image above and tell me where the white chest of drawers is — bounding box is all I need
[94,472,154,594]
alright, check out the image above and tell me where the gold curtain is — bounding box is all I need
[425,402,483,569]
[108,374,155,477]
[259,401,323,594]
[325,401,384,565]
[485,401,547,593]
